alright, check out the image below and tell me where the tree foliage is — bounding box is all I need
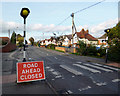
[29,37,34,45]
[11,31,16,44]
[108,21,120,62]
[16,34,24,47]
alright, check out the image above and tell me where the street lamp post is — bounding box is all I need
[20,8,30,62]
[104,29,111,63]
[71,13,74,47]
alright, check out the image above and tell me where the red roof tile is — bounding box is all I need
[76,29,98,41]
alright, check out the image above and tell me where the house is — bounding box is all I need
[97,34,107,45]
[40,40,45,45]
[62,35,72,47]
[75,29,98,45]
[45,39,52,45]
[51,38,57,45]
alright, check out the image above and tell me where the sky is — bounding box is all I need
[0,0,119,42]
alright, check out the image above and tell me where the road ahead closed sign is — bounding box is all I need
[17,61,45,83]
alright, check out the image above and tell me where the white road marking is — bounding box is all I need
[48,69,54,72]
[78,86,91,91]
[55,57,58,59]
[67,90,73,94]
[73,64,101,73]
[52,71,60,76]
[46,66,50,69]
[92,63,119,71]
[96,82,107,86]
[55,75,62,78]
[84,63,113,72]
[60,65,83,75]
[72,75,75,78]
[77,62,82,64]
[52,79,55,81]
[112,79,120,82]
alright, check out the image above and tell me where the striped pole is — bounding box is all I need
[23,19,26,62]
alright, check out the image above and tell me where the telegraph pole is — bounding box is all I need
[20,8,30,62]
[71,13,74,47]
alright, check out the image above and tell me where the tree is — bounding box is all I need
[107,21,120,62]
[77,41,86,55]
[16,34,24,47]
[29,37,34,45]
[11,31,16,44]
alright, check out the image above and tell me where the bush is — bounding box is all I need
[85,45,97,56]
[97,47,106,57]
[108,43,120,62]
[76,41,86,55]
[47,44,56,50]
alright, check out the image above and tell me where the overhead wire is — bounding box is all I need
[46,0,106,37]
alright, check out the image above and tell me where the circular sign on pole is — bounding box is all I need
[20,8,30,19]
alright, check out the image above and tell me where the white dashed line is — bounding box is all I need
[55,57,58,59]
[52,71,60,76]
[67,90,73,94]
[46,66,50,69]
[112,79,120,82]
[77,62,82,64]
[96,82,107,86]
[55,75,62,78]
[78,86,91,91]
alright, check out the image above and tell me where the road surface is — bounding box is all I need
[2,46,120,95]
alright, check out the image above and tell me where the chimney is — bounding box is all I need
[82,28,84,32]
[86,29,89,34]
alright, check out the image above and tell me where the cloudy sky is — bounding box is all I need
[0,0,119,42]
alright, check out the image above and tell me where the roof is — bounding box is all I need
[65,34,72,40]
[76,29,98,41]
[0,37,9,41]
[98,34,107,39]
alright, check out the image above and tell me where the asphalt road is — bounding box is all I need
[2,46,120,95]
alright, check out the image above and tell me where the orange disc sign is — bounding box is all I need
[17,61,45,83]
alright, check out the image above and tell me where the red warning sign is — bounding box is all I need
[17,61,45,83]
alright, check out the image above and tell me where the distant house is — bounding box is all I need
[62,35,72,47]
[44,39,52,45]
[97,34,106,45]
[75,29,98,45]
[40,40,45,45]
[51,38,56,45]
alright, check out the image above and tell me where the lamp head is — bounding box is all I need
[20,8,30,19]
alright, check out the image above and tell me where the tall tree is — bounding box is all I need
[11,31,16,44]
[29,37,34,45]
